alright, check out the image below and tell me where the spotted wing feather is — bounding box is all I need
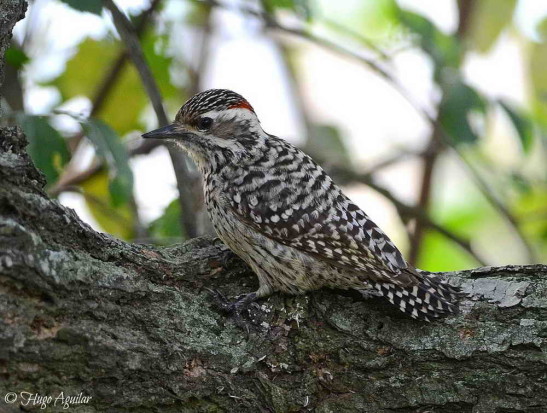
[224,137,412,286]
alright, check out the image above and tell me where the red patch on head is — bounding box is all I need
[229,100,254,112]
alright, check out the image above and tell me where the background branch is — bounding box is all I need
[407,0,475,265]
[196,0,436,123]
[103,0,199,238]
[456,150,538,263]
[65,0,162,152]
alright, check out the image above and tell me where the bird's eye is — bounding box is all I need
[197,117,213,131]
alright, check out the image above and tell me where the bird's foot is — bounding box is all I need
[207,289,259,331]
[208,289,257,314]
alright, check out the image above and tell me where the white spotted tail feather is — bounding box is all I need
[375,272,462,322]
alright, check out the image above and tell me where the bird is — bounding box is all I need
[142,89,461,321]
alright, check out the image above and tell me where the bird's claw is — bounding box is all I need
[206,288,235,313]
[207,289,259,334]
[207,289,256,315]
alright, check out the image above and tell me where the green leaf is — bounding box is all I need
[50,38,146,134]
[50,36,177,135]
[419,231,479,271]
[529,32,547,129]
[438,80,486,145]
[59,0,102,15]
[498,100,534,153]
[397,8,461,80]
[141,33,178,101]
[516,187,547,248]
[5,46,29,69]
[82,119,134,207]
[419,197,488,271]
[466,0,517,53]
[19,115,70,186]
[80,171,135,239]
[265,0,295,9]
[148,199,185,243]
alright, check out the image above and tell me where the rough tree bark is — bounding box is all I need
[1,2,546,412]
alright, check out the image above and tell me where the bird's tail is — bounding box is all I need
[374,271,462,322]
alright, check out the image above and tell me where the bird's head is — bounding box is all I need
[142,89,264,171]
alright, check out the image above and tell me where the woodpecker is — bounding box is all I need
[143,89,460,321]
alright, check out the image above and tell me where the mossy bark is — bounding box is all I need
[1,2,546,412]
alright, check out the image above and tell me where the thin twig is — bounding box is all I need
[408,120,443,265]
[51,138,163,197]
[360,149,421,176]
[408,0,473,265]
[319,17,391,61]
[103,0,199,238]
[66,0,162,152]
[455,149,538,263]
[93,0,162,116]
[274,29,434,122]
[63,186,134,227]
[194,0,435,122]
[103,0,168,124]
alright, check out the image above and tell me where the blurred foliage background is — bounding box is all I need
[2,0,546,271]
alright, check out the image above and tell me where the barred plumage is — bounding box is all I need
[143,89,461,321]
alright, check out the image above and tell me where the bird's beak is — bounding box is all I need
[142,123,184,140]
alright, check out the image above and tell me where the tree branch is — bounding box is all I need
[456,150,538,263]
[408,0,477,265]
[103,0,167,124]
[408,119,444,265]
[91,0,162,117]
[103,0,199,238]
[1,120,546,412]
[195,0,436,122]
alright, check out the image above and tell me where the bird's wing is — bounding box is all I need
[224,152,411,285]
